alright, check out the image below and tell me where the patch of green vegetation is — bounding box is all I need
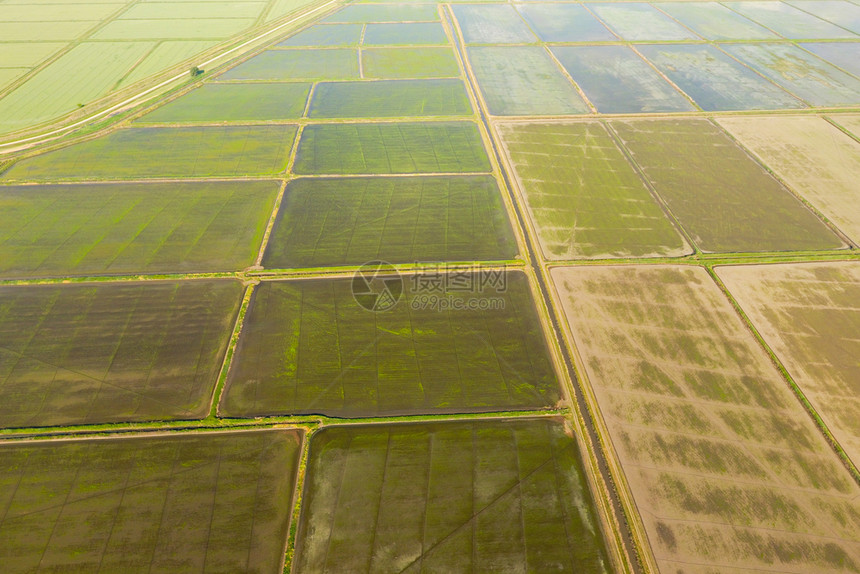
[293,418,612,573]
[261,175,517,268]
[0,280,244,428]
[0,430,301,572]
[220,272,560,417]
[217,49,359,81]
[4,125,297,181]
[361,47,460,78]
[308,79,471,118]
[0,181,279,278]
[137,82,311,123]
[293,121,490,174]
[610,119,843,252]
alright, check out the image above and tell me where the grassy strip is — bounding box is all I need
[208,281,257,419]
[283,426,313,573]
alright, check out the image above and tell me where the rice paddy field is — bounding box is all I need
[2,0,860,572]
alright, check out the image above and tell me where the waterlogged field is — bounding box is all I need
[790,0,860,34]
[308,79,471,118]
[277,23,364,46]
[717,115,860,246]
[552,265,860,573]
[220,272,560,418]
[3,125,297,180]
[467,46,589,115]
[0,430,301,573]
[261,175,516,268]
[498,121,689,259]
[801,42,860,77]
[723,43,860,108]
[360,47,460,78]
[451,3,537,44]
[654,2,778,40]
[0,181,279,278]
[293,121,490,174]
[217,49,360,81]
[610,118,842,252]
[363,22,449,45]
[637,44,805,111]
[551,46,695,114]
[725,1,858,39]
[587,3,699,41]
[294,418,612,573]
[137,82,312,123]
[718,262,860,465]
[0,280,243,428]
[515,3,615,43]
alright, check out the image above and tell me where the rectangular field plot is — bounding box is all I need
[654,2,779,40]
[261,175,517,268]
[552,46,694,114]
[361,47,460,78]
[308,79,471,118]
[723,43,860,108]
[451,4,537,44]
[217,49,359,81]
[363,22,449,45]
[637,44,805,111]
[3,125,296,181]
[498,121,689,259]
[0,21,98,42]
[323,3,439,23]
[91,17,255,40]
[119,1,266,20]
[725,1,857,39]
[293,122,490,174]
[137,82,311,123]
[468,46,589,116]
[718,262,860,466]
[294,419,612,573]
[717,116,860,246]
[276,23,363,46]
[0,42,65,68]
[552,265,860,574]
[0,280,243,428]
[789,0,860,34]
[0,430,301,572]
[610,119,842,252]
[834,113,860,137]
[220,272,560,417]
[0,181,279,278]
[115,39,219,88]
[587,3,699,41]
[515,3,615,43]
[801,42,860,77]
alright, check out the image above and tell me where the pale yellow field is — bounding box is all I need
[718,261,860,466]
[553,264,860,573]
[718,116,860,246]
[832,114,860,138]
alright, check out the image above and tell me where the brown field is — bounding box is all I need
[552,264,860,573]
[717,261,860,466]
[717,116,860,246]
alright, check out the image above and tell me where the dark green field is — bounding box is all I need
[220,272,560,418]
[308,79,472,118]
[610,119,843,253]
[0,430,301,573]
[137,82,312,123]
[0,181,279,278]
[0,280,243,428]
[261,176,516,268]
[3,125,297,181]
[294,418,611,573]
[293,122,491,174]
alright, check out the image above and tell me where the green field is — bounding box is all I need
[3,125,297,180]
[0,430,301,572]
[220,272,560,418]
[499,121,689,259]
[277,23,364,46]
[610,119,842,252]
[293,121,490,174]
[91,18,256,40]
[308,79,471,118]
[0,280,243,428]
[0,181,279,278]
[137,82,311,123]
[261,175,517,268]
[217,49,360,81]
[294,418,611,573]
[361,47,460,78]
[467,46,589,116]
[323,3,440,23]
[552,264,860,573]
